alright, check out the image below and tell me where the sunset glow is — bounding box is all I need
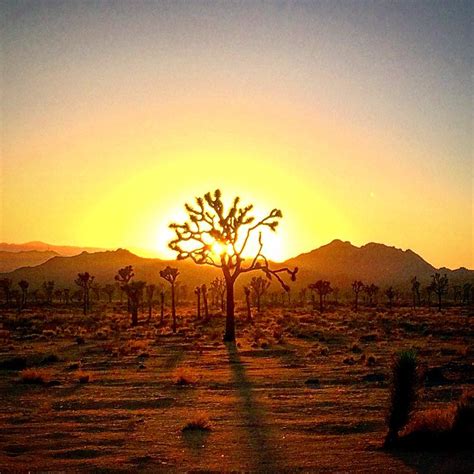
[1,1,472,268]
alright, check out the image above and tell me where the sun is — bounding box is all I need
[210,240,233,258]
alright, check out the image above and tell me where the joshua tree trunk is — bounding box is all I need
[319,293,323,312]
[131,306,138,326]
[160,293,165,325]
[355,294,359,312]
[171,284,176,333]
[223,277,235,342]
[203,290,209,322]
[437,293,442,312]
[246,291,252,323]
[196,292,201,319]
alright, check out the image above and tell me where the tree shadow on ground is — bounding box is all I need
[226,342,280,472]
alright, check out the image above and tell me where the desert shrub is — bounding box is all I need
[75,370,92,383]
[384,350,418,447]
[366,354,377,366]
[19,368,52,385]
[174,368,198,386]
[182,414,212,432]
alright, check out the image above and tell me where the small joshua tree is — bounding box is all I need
[75,272,94,315]
[63,288,70,305]
[201,284,209,322]
[250,276,271,312]
[103,284,115,303]
[308,280,332,312]
[210,277,226,312]
[385,286,396,310]
[352,280,364,311]
[168,190,297,342]
[146,284,156,322]
[160,266,179,333]
[0,278,13,305]
[124,281,146,326]
[430,273,449,312]
[194,286,201,319]
[115,265,134,312]
[159,285,165,325]
[411,276,420,309]
[18,280,29,311]
[385,350,418,447]
[364,283,379,306]
[462,282,473,305]
[42,281,55,305]
[244,286,252,322]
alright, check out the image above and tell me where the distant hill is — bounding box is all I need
[0,240,472,291]
[0,250,59,273]
[0,241,108,256]
[282,239,445,288]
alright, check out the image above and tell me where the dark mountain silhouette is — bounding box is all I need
[0,241,108,256]
[0,250,60,273]
[0,240,472,291]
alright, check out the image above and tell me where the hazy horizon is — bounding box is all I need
[1,0,472,268]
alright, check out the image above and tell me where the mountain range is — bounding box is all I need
[0,240,472,291]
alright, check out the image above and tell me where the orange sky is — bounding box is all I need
[1,1,472,269]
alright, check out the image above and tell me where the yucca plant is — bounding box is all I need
[384,349,418,447]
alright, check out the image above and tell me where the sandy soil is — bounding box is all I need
[0,304,472,472]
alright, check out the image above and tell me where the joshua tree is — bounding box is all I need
[64,288,71,304]
[352,280,364,311]
[452,285,462,304]
[430,273,449,311]
[385,286,396,310]
[250,276,271,312]
[159,286,165,325]
[0,278,13,305]
[244,286,252,322]
[123,281,146,326]
[411,276,420,309]
[308,280,332,312]
[91,283,102,302]
[210,277,226,311]
[18,280,29,311]
[462,282,473,305]
[145,284,156,322]
[364,283,379,306]
[194,286,201,319]
[115,265,134,311]
[160,266,179,333]
[298,288,307,306]
[168,189,297,342]
[201,284,209,322]
[75,272,94,315]
[42,281,55,305]
[103,284,115,303]
[54,288,64,304]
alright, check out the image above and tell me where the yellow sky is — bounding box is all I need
[1,2,472,269]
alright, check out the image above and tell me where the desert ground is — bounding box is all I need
[0,303,472,472]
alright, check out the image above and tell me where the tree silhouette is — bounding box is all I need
[298,288,307,306]
[210,277,226,312]
[194,286,201,320]
[18,280,29,311]
[103,284,115,303]
[159,285,165,325]
[201,284,209,322]
[430,273,448,311]
[462,282,473,305]
[91,283,101,302]
[124,281,146,326]
[42,281,55,305]
[75,272,94,315]
[115,265,134,312]
[250,276,271,312]
[364,283,379,306]
[244,286,252,322]
[385,286,396,310]
[411,276,420,309]
[352,280,364,311]
[168,189,297,342]
[146,284,156,322]
[160,266,179,333]
[308,280,332,312]
[63,288,70,305]
[0,278,13,305]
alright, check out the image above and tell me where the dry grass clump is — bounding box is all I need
[19,368,52,385]
[398,391,473,450]
[174,367,198,386]
[75,370,93,383]
[182,413,212,432]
